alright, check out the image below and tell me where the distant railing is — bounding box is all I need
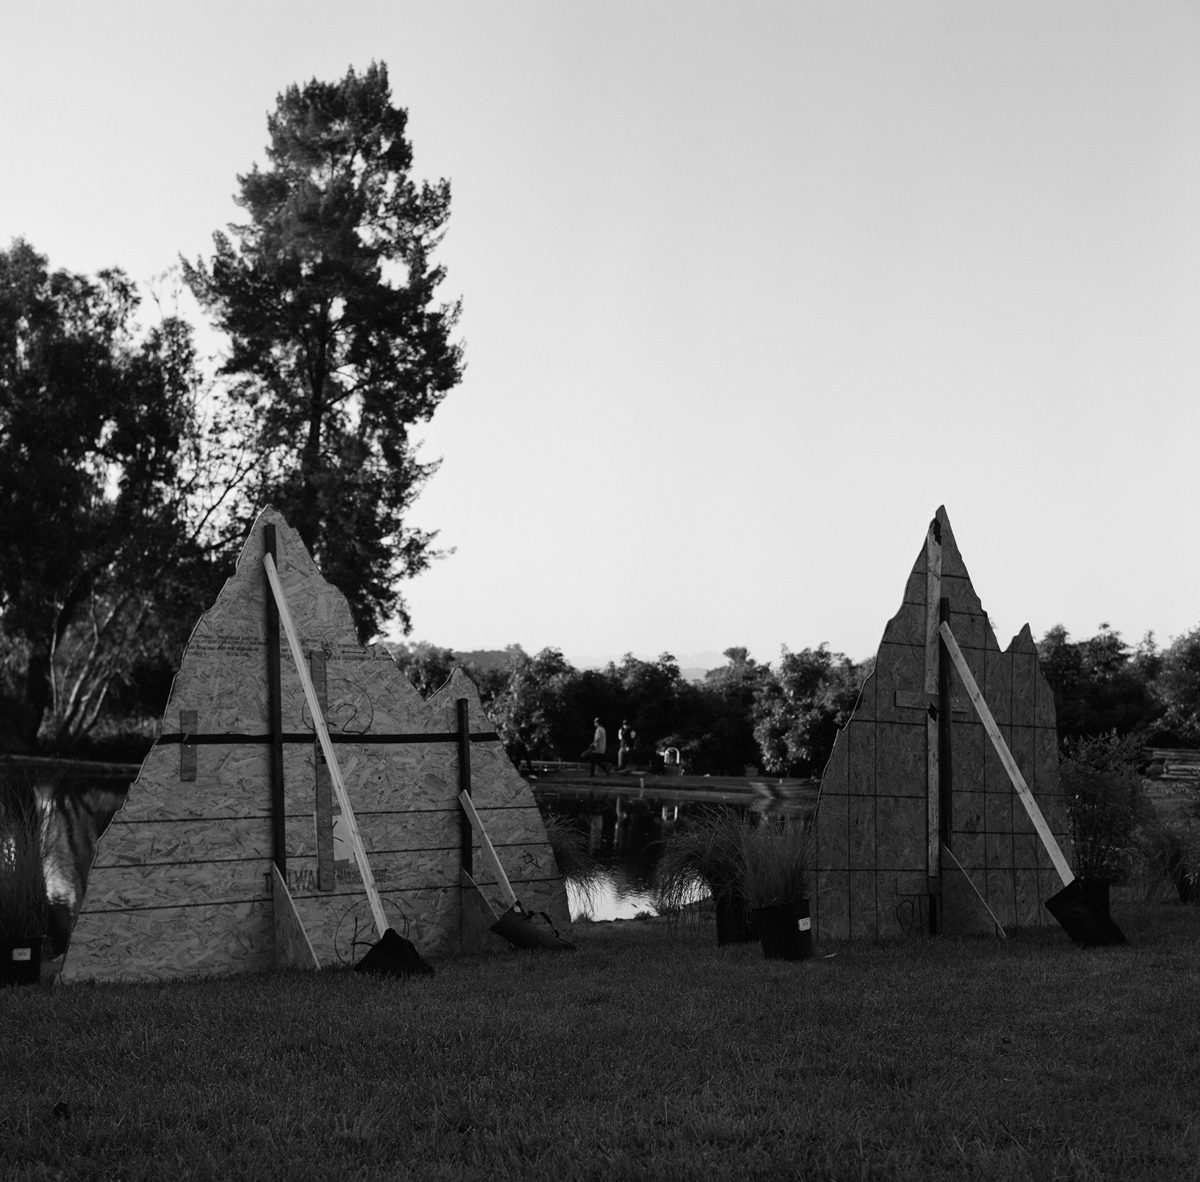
[1144,748,1200,781]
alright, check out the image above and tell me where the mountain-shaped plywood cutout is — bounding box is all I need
[62,507,569,982]
[812,506,1070,941]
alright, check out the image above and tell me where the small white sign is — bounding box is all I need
[797,917,812,932]
[11,947,32,962]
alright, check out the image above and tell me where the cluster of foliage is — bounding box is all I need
[0,243,242,752]
[1059,730,1149,882]
[1036,622,1200,747]
[391,642,868,777]
[0,63,462,753]
[383,621,1200,784]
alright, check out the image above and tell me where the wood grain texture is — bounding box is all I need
[63,507,569,982]
[62,900,274,983]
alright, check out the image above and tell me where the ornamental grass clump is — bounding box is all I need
[0,781,51,939]
[540,810,604,910]
[1059,731,1148,884]
[653,807,744,913]
[737,814,812,909]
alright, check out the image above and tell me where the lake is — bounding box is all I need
[536,783,814,922]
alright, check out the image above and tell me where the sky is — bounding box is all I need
[3,2,1198,668]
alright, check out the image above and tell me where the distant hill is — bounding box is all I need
[569,651,727,683]
[452,649,514,672]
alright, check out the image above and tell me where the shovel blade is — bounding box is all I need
[490,905,575,952]
[354,928,436,977]
[1045,880,1127,948]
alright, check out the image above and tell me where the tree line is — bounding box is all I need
[391,643,864,778]
[392,624,1200,779]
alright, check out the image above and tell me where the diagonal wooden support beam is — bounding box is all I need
[263,552,390,937]
[938,621,1074,886]
[459,791,519,910]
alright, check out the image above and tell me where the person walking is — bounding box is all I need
[584,717,611,777]
[617,719,637,770]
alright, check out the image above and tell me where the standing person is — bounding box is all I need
[509,729,535,778]
[617,719,637,770]
[583,717,611,777]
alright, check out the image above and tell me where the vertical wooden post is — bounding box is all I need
[924,521,942,935]
[264,524,286,876]
[938,597,954,848]
[310,649,335,891]
[457,698,473,879]
[179,710,198,782]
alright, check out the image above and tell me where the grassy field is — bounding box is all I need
[2,897,1199,1181]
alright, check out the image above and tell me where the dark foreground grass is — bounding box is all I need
[3,899,1200,1182]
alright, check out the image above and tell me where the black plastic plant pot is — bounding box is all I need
[490,905,575,952]
[714,892,755,945]
[1,936,43,986]
[1045,879,1127,948]
[751,901,813,961]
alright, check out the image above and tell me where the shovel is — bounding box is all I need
[939,623,1125,948]
[264,553,434,975]
[459,791,574,952]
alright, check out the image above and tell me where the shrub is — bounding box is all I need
[1132,817,1199,904]
[1059,731,1148,882]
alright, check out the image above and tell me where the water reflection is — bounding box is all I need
[568,867,661,922]
[550,794,704,922]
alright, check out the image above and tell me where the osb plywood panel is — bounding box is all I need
[63,507,568,982]
[813,507,1071,943]
[64,900,274,982]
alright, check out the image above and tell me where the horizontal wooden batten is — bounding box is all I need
[893,689,969,714]
[95,811,548,868]
[155,730,500,746]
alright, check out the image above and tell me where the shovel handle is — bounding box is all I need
[938,622,1074,887]
[264,553,389,937]
[459,791,519,909]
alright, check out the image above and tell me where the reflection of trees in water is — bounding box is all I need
[559,796,742,907]
[552,792,810,919]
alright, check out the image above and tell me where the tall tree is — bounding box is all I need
[697,647,770,774]
[0,240,238,749]
[184,62,463,641]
